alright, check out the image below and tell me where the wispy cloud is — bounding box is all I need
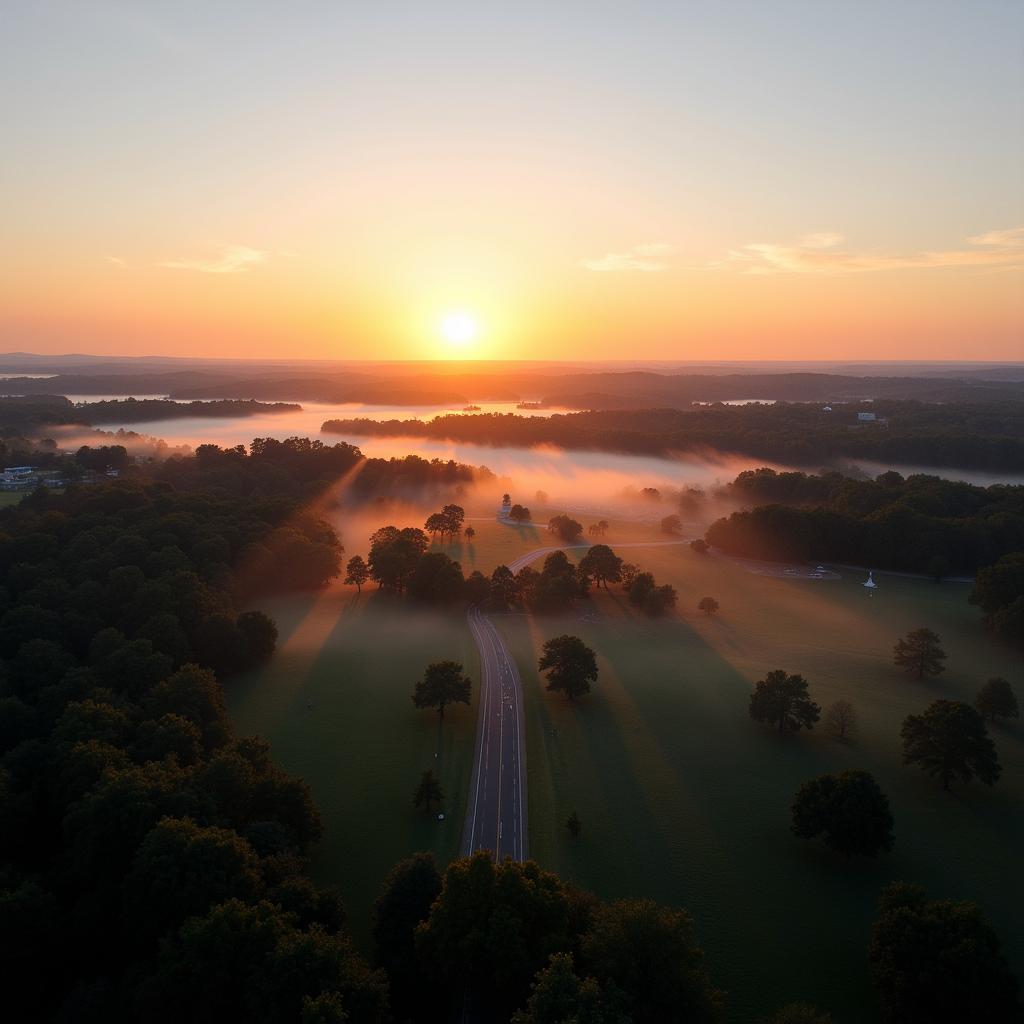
[105,256,127,268]
[158,245,268,274]
[714,227,1024,275]
[581,243,673,272]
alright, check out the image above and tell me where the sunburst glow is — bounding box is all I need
[439,312,479,348]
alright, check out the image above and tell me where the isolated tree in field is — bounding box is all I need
[639,487,661,502]
[901,700,1000,790]
[578,544,623,589]
[412,661,472,718]
[509,504,531,523]
[414,769,444,812]
[690,538,708,554]
[824,699,857,741]
[566,810,582,839]
[548,514,583,542]
[539,635,598,701]
[343,555,369,592]
[791,770,894,858]
[535,489,549,504]
[868,882,1020,1024]
[660,514,682,535]
[749,670,820,734]
[975,677,1019,723]
[408,552,465,604]
[698,596,719,617]
[464,525,476,542]
[893,627,946,679]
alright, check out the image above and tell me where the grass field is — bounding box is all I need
[227,583,478,945]
[228,510,1022,1019]
[492,542,1023,1022]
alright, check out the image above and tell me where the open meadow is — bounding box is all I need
[227,583,479,944]
[493,541,1023,1021]
[227,510,1022,1019]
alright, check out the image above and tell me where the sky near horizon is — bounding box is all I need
[2,1,1022,361]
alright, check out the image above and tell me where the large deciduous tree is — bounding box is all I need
[868,882,1020,1024]
[412,661,472,718]
[578,545,623,589]
[749,670,820,734]
[344,555,369,592]
[548,514,583,542]
[790,770,894,858]
[892,628,946,679]
[900,700,1000,790]
[975,677,1019,723]
[539,636,598,702]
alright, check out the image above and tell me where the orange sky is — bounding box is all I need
[1,3,1022,361]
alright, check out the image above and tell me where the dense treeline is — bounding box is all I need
[156,436,489,503]
[0,395,300,429]
[0,480,366,1019]
[707,468,1024,576]
[323,400,1024,471]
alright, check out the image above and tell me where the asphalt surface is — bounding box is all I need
[460,538,693,862]
[461,605,528,861]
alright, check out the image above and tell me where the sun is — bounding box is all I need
[439,311,479,348]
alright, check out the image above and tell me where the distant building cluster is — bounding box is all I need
[0,463,120,491]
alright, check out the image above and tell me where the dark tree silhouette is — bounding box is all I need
[690,538,709,554]
[566,811,582,839]
[791,770,894,858]
[868,882,1020,1024]
[975,677,1019,722]
[578,544,623,589]
[901,700,1000,790]
[414,769,444,812]
[823,699,857,741]
[464,526,476,542]
[547,514,583,542]
[893,628,946,679]
[344,554,370,591]
[538,636,598,701]
[660,514,682,535]
[412,661,472,718]
[698,596,719,616]
[749,670,820,734]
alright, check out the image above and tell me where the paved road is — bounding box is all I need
[461,606,528,861]
[460,539,691,862]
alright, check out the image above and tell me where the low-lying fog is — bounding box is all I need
[75,401,1024,494]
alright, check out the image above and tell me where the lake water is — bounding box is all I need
[80,400,1024,492]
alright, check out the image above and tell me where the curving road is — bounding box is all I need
[460,538,692,862]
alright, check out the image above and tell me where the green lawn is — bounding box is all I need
[228,516,1022,1020]
[492,542,1023,1023]
[227,584,478,945]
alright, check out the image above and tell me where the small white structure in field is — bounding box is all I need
[498,494,512,520]
[858,411,877,422]
[864,571,877,589]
